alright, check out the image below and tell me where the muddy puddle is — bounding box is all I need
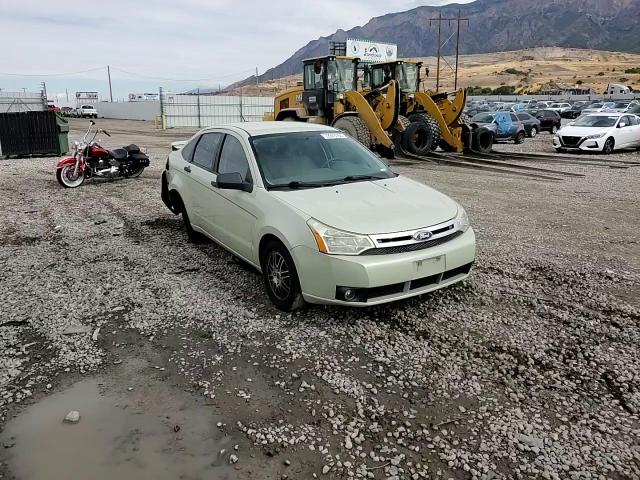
[1,379,235,480]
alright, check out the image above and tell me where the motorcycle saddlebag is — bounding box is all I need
[130,152,150,167]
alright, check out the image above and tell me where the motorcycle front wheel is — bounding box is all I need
[56,165,85,188]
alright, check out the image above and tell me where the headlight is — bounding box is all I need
[307,219,373,255]
[453,205,470,233]
[585,132,606,140]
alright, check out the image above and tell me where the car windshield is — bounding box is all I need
[613,102,629,108]
[573,116,619,127]
[250,131,395,189]
[472,113,495,123]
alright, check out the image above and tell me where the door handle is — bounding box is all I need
[184,166,191,173]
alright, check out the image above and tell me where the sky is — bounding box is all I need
[0,0,474,101]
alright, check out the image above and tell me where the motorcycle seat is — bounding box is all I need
[124,144,141,154]
[110,148,128,160]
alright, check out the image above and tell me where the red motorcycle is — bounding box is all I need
[56,121,150,188]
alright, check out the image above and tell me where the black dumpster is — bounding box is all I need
[0,111,69,157]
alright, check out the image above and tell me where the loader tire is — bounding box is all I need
[332,116,372,149]
[471,127,494,154]
[402,121,434,156]
[392,115,411,146]
[408,112,442,151]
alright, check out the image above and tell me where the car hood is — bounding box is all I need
[557,126,612,136]
[270,176,458,235]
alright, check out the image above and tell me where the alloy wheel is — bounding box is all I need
[266,251,291,301]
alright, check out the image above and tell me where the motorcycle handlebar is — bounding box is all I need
[102,130,111,137]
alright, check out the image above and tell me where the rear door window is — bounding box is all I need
[516,113,529,121]
[192,133,223,171]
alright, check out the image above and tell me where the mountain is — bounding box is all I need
[233,0,640,88]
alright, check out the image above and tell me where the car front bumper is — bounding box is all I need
[292,228,476,306]
[553,135,605,151]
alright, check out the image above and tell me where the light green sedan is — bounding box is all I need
[161,122,475,310]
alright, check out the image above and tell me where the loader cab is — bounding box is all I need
[368,60,422,93]
[302,56,358,119]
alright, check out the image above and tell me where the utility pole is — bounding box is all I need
[107,65,113,102]
[255,67,259,87]
[429,10,469,92]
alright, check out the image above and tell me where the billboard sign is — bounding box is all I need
[346,38,397,63]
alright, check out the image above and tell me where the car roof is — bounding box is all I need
[583,112,625,117]
[202,122,336,136]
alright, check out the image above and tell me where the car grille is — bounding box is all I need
[360,231,463,255]
[561,136,582,147]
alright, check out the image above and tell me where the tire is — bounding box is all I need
[56,165,85,188]
[401,121,434,155]
[125,166,145,178]
[261,239,304,311]
[408,112,442,151]
[471,127,494,154]
[175,196,205,244]
[514,131,526,144]
[392,115,410,148]
[602,137,615,155]
[555,148,567,153]
[551,125,559,135]
[529,126,538,138]
[332,116,371,149]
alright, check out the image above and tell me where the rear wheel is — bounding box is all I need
[602,137,615,155]
[261,240,304,311]
[332,116,371,149]
[408,112,441,151]
[174,196,205,243]
[471,127,494,154]
[125,166,145,178]
[529,126,538,138]
[514,131,526,144]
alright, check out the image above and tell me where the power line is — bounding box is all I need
[0,66,106,77]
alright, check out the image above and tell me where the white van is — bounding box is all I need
[606,83,631,95]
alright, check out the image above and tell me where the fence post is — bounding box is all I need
[239,86,244,122]
[159,87,165,129]
[197,88,201,129]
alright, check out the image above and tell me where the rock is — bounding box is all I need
[345,436,353,449]
[322,465,331,475]
[63,411,80,423]
[91,327,100,341]
[229,454,238,464]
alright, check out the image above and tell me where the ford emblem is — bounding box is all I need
[413,230,432,241]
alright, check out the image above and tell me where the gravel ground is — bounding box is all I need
[0,118,639,479]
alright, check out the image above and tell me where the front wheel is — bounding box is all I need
[551,125,559,135]
[529,126,538,138]
[514,131,526,144]
[262,240,304,311]
[602,137,615,155]
[56,165,85,188]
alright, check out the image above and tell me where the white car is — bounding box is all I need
[581,102,616,115]
[553,113,640,154]
[549,102,572,113]
[76,105,98,118]
[161,122,476,310]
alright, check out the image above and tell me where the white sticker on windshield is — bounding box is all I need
[321,132,347,140]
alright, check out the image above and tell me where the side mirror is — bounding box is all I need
[214,172,252,193]
[90,120,96,125]
[618,123,626,128]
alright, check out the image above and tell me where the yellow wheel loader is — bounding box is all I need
[366,60,494,155]
[265,56,404,158]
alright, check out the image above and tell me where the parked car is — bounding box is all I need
[47,103,60,113]
[515,112,542,137]
[604,101,640,113]
[581,102,616,115]
[60,107,75,117]
[525,109,562,134]
[561,102,591,119]
[161,122,476,310]
[553,113,640,154]
[471,112,527,143]
[549,102,572,114]
[76,105,98,118]
[628,104,640,115]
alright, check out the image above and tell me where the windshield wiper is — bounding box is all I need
[268,181,328,190]
[342,174,388,182]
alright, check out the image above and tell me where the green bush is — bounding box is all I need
[503,68,527,76]
[492,85,516,95]
[624,67,640,74]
